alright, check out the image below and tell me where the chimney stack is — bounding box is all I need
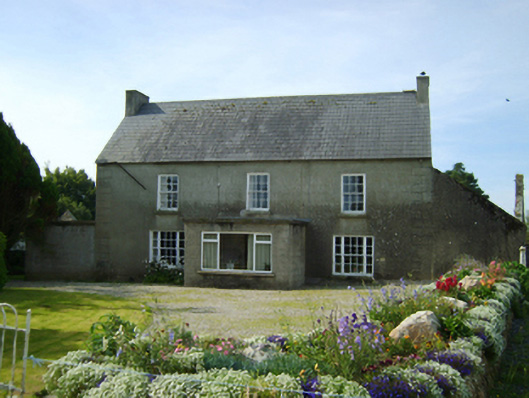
[416,75,429,105]
[125,90,149,117]
[515,174,525,222]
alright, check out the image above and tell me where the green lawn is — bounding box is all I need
[0,287,148,396]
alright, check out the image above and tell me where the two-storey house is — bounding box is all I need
[95,76,525,288]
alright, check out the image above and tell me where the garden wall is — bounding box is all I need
[26,221,96,281]
[429,170,526,277]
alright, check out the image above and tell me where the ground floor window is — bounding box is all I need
[201,232,272,272]
[333,235,373,276]
[150,231,185,267]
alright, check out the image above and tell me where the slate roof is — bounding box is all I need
[96,90,431,164]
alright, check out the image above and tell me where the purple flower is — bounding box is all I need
[426,350,474,376]
[400,277,406,290]
[96,374,107,388]
[365,374,428,398]
[267,335,288,350]
[300,376,321,397]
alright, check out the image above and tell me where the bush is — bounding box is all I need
[86,314,137,356]
[143,261,184,285]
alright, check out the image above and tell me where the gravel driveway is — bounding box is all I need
[6,280,368,337]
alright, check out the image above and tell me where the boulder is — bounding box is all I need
[459,275,482,290]
[441,296,468,310]
[241,343,277,362]
[389,310,440,344]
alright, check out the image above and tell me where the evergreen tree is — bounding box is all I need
[444,162,489,200]
[0,113,44,249]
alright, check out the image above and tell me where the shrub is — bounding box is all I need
[43,350,96,393]
[143,260,184,285]
[288,312,385,379]
[415,361,471,398]
[86,314,137,357]
[53,363,114,398]
[84,372,150,398]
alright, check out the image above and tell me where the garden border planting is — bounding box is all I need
[41,258,529,397]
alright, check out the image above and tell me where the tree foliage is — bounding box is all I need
[0,113,51,250]
[44,166,96,220]
[0,233,8,289]
[444,162,489,200]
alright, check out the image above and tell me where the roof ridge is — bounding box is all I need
[149,90,416,106]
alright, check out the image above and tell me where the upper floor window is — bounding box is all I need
[342,174,365,214]
[247,173,269,211]
[158,175,178,210]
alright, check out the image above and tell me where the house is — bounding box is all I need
[95,76,526,289]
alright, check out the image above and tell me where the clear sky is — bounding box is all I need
[1,0,527,214]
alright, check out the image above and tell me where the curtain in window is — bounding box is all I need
[255,243,271,271]
[247,235,254,269]
[202,241,218,269]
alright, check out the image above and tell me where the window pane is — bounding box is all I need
[342,174,364,213]
[333,235,373,276]
[203,241,218,269]
[248,174,269,209]
[151,230,184,266]
[255,235,271,242]
[255,243,271,271]
[158,175,179,210]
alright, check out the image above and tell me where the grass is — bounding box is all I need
[0,287,148,396]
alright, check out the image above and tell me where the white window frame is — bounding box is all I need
[149,231,185,267]
[157,174,179,211]
[246,173,270,211]
[200,231,272,272]
[333,235,374,276]
[341,174,366,214]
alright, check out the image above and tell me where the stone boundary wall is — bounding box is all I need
[429,171,526,278]
[26,221,96,281]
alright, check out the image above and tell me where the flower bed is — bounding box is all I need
[43,259,529,397]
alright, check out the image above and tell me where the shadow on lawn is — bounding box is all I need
[1,288,140,312]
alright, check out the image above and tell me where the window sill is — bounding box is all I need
[332,273,374,278]
[339,212,366,218]
[155,209,179,215]
[242,209,270,215]
[198,270,275,277]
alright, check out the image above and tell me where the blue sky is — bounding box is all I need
[1,0,527,214]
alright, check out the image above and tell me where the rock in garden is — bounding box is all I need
[389,310,440,344]
[241,343,277,362]
[441,296,468,310]
[459,275,481,290]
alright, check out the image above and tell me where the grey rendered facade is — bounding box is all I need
[95,76,526,288]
